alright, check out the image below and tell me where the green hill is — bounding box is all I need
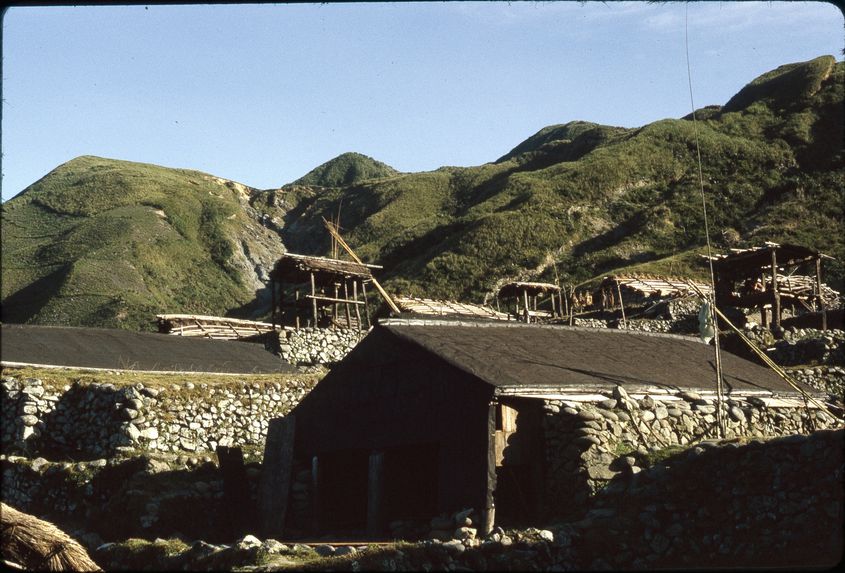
[293,152,399,187]
[1,156,286,330]
[279,56,844,301]
[2,56,842,328]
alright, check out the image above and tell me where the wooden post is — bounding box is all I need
[343,280,352,328]
[361,280,371,328]
[816,257,827,331]
[310,273,318,327]
[550,292,556,316]
[353,281,362,330]
[295,290,301,330]
[523,290,530,323]
[333,283,340,329]
[481,401,497,535]
[311,455,321,533]
[366,450,385,537]
[258,416,296,538]
[771,249,781,329]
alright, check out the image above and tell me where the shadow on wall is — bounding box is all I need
[35,384,143,461]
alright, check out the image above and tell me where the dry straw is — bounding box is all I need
[1,503,101,571]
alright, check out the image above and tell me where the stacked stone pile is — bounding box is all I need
[1,375,317,458]
[560,428,844,569]
[540,384,840,517]
[278,328,367,365]
[765,327,845,366]
[789,365,845,402]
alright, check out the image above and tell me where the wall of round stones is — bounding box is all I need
[1,375,317,459]
[540,386,840,519]
[277,327,368,366]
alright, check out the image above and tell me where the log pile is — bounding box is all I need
[156,314,278,341]
[394,296,510,321]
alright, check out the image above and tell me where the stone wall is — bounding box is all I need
[277,327,368,365]
[1,374,318,459]
[539,385,841,519]
[560,428,844,569]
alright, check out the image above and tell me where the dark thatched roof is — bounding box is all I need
[0,324,295,374]
[381,319,817,396]
[270,253,377,284]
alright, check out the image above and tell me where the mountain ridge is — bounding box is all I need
[2,55,842,329]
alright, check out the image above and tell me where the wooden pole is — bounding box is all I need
[523,290,530,323]
[361,280,371,328]
[343,280,353,328]
[295,290,301,330]
[333,283,339,329]
[816,257,827,331]
[310,272,318,327]
[616,281,627,329]
[353,280,362,330]
[771,249,781,329]
[323,217,401,314]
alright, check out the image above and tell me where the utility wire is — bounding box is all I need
[685,3,726,438]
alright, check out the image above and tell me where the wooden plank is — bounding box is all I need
[259,416,296,538]
[366,450,385,536]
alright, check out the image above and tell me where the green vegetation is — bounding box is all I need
[293,152,399,187]
[1,156,280,330]
[3,56,842,327]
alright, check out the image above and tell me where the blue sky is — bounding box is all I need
[1,1,842,202]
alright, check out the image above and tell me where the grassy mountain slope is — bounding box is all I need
[2,156,285,330]
[279,56,844,301]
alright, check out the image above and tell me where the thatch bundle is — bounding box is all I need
[1,503,101,571]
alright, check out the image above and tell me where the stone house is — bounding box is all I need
[261,318,838,539]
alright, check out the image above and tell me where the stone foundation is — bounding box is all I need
[277,327,368,365]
